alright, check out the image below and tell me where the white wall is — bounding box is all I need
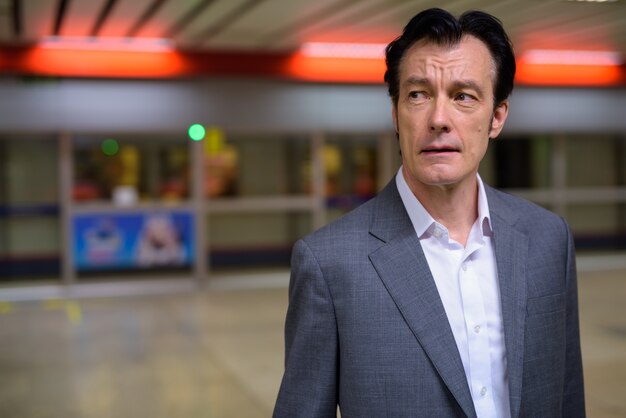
[0,77,624,135]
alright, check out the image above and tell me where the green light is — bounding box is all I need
[101,138,119,156]
[188,124,206,141]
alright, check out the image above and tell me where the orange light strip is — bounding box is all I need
[300,42,386,59]
[284,52,386,83]
[516,49,624,86]
[0,45,624,86]
[6,47,188,78]
[39,36,174,53]
[522,49,621,66]
[516,61,623,86]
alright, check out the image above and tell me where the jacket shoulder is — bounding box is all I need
[487,186,569,233]
[302,196,377,250]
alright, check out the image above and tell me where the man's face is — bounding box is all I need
[392,35,509,193]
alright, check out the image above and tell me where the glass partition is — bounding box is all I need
[204,134,311,198]
[71,135,193,279]
[565,135,626,250]
[208,211,311,271]
[566,135,620,188]
[73,135,190,204]
[482,134,626,250]
[324,135,378,222]
[480,135,552,190]
[0,136,60,281]
[1,130,625,283]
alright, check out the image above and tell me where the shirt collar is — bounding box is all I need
[476,171,493,237]
[395,167,493,239]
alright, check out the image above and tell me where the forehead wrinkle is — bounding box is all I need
[403,53,469,85]
[399,39,496,97]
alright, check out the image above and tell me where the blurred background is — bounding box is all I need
[0,0,625,416]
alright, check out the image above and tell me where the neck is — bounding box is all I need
[404,168,479,246]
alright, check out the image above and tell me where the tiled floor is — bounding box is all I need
[0,267,624,417]
[577,268,626,418]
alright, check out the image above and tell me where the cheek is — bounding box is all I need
[398,130,420,161]
[398,135,411,156]
[473,138,490,160]
[474,117,490,134]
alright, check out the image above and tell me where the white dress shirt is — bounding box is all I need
[396,168,511,418]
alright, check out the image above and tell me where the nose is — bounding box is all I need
[429,98,451,133]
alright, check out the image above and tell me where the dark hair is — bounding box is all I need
[384,8,516,108]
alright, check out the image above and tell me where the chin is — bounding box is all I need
[418,172,474,189]
[417,170,461,185]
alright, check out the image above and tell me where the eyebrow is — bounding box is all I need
[450,80,483,94]
[403,77,431,88]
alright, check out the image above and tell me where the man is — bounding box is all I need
[274,8,585,418]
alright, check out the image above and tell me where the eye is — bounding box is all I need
[408,90,428,101]
[454,92,479,108]
[455,92,475,102]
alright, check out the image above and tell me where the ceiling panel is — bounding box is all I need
[314,0,434,43]
[357,0,487,34]
[268,0,398,48]
[294,0,444,47]
[60,0,109,37]
[173,0,252,44]
[508,2,625,54]
[0,0,12,42]
[22,0,58,40]
[206,0,352,49]
[229,0,352,35]
[98,0,155,37]
[259,0,374,47]
[308,0,440,40]
[134,0,203,38]
[3,0,625,59]
[505,1,602,36]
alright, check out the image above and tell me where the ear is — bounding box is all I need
[489,100,509,139]
[392,103,399,133]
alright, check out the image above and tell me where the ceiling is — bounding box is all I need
[0,0,624,58]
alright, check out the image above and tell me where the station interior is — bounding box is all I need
[0,0,625,416]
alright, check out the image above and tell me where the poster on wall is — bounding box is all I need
[73,211,194,271]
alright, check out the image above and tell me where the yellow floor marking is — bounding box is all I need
[65,301,83,325]
[43,299,65,310]
[0,301,13,314]
[42,299,83,325]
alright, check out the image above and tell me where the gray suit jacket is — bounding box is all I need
[274,179,585,418]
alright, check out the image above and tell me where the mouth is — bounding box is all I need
[420,147,459,154]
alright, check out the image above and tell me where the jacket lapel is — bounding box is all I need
[486,187,528,418]
[368,181,477,418]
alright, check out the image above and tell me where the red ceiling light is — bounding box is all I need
[516,49,624,86]
[300,42,387,59]
[39,36,174,53]
[283,53,385,83]
[521,49,621,66]
[0,41,624,86]
[7,46,187,78]
[285,42,387,83]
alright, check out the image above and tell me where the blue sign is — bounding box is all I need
[73,211,194,271]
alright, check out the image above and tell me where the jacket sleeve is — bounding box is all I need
[273,239,338,418]
[562,219,586,417]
